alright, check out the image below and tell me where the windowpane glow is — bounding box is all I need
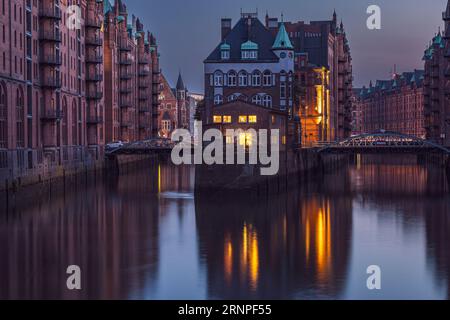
[213,116,222,123]
[223,115,232,123]
[239,115,248,123]
[249,115,257,123]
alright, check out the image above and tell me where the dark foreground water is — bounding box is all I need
[1,155,450,300]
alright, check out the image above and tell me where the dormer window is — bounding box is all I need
[220,42,230,60]
[241,41,258,60]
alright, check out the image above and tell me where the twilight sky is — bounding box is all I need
[124,0,448,92]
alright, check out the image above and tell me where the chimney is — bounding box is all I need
[221,18,232,41]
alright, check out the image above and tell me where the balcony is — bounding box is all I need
[139,106,150,113]
[139,56,150,64]
[41,77,61,88]
[139,93,150,100]
[85,54,103,64]
[119,40,133,52]
[39,30,61,42]
[39,53,62,65]
[85,36,102,46]
[120,56,133,65]
[86,115,103,124]
[139,70,150,77]
[120,72,133,80]
[39,5,62,20]
[139,80,150,88]
[120,87,132,94]
[40,107,61,121]
[120,120,133,127]
[86,90,103,100]
[120,99,133,108]
[85,17,102,29]
[86,73,103,82]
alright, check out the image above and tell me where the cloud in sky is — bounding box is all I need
[124,0,448,92]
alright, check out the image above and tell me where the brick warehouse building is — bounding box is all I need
[423,1,450,146]
[157,72,190,138]
[203,12,299,148]
[267,11,353,143]
[0,0,160,188]
[356,70,425,138]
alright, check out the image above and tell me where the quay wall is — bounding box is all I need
[195,149,348,195]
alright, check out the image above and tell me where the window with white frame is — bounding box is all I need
[214,71,223,87]
[238,71,248,87]
[221,50,230,60]
[252,71,261,86]
[252,95,262,105]
[242,50,258,60]
[228,94,237,102]
[263,95,272,107]
[263,71,272,86]
[214,94,223,105]
[228,71,237,86]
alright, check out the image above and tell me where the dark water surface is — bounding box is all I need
[1,155,450,300]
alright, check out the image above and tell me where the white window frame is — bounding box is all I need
[252,71,261,87]
[252,95,262,105]
[214,71,223,87]
[214,94,223,105]
[263,95,273,107]
[228,71,237,87]
[238,71,248,87]
[263,71,272,86]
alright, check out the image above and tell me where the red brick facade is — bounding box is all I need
[423,1,450,146]
[0,0,160,179]
[356,71,425,138]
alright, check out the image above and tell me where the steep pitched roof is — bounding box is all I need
[176,73,185,90]
[272,23,294,50]
[205,17,279,63]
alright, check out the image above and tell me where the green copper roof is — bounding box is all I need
[272,23,294,50]
[241,40,258,50]
[103,0,112,14]
[220,42,231,50]
[433,33,442,45]
[117,15,125,23]
[135,33,142,39]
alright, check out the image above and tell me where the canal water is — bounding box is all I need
[0,154,449,300]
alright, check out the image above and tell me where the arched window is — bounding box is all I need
[228,94,237,102]
[263,95,273,107]
[252,95,262,105]
[0,82,7,149]
[263,70,272,86]
[214,71,223,87]
[238,71,248,87]
[214,94,223,105]
[238,94,248,102]
[16,87,24,148]
[252,71,261,87]
[62,97,68,146]
[228,71,237,87]
[72,100,78,145]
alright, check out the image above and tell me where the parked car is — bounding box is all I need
[106,141,124,150]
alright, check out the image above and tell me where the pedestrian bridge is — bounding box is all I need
[106,138,175,155]
[317,131,450,154]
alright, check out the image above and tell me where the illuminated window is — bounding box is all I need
[239,132,253,147]
[238,115,248,123]
[223,115,232,123]
[282,136,287,145]
[248,115,257,123]
[213,116,222,123]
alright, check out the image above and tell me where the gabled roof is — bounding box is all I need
[272,23,294,50]
[176,73,185,90]
[205,17,279,63]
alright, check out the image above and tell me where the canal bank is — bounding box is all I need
[195,148,349,195]
[0,150,159,203]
